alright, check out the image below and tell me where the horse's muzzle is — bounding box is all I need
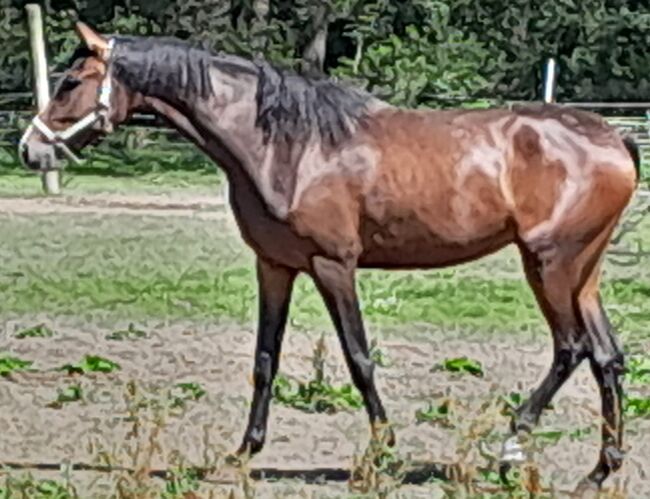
[18,127,62,172]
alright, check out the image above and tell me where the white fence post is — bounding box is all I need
[25,3,61,195]
[543,57,557,104]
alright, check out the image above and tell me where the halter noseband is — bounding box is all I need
[19,38,115,166]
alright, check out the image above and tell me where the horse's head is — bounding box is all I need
[19,22,132,171]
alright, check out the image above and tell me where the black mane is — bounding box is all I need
[108,36,372,147]
[110,36,219,103]
[254,60,371,147]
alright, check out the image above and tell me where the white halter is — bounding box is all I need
[19,38,115,166]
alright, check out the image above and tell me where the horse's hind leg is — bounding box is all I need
[502,218,625,489]
[576,270,625,491]
[502,242,590,453]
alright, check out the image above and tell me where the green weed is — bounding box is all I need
[272,375,363,414]
[349,424,406,498]
[369,339,391,367]
[59,355,121,375]
[415,399,454,427]
[161,465,202,498]
[624,394,650,418]
[14,323,55,339]
[273,335,363,413]
[626,356,650,384]
[432,356,484,377]
[498,391,553,418]
[105,323,148,341]
[169,382,207,409]
[0,355,33,377]
[0,475,77,498]
[47,384,83,409]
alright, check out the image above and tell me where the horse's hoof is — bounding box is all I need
[500,435,527,464]
[573,477,600,499]
[226,443,254,468]
[225,452,245,468]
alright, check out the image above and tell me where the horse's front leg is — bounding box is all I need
[237,257,296,457]
[311,255,393,445]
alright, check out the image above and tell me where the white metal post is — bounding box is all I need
[25,3,61,195]
[543,57,557,104]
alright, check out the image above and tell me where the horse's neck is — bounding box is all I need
[141,70,290,218]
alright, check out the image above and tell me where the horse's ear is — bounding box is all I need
[75,21,109,59]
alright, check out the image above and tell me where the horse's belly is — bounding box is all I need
[358,216,515,269]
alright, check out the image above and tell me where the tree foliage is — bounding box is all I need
[2,0,650,105]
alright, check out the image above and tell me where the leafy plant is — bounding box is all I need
[333,0,490,107]
[349,423,406,498]
[47,384,83,409]
[14,324,55,339]
[626,356,650,384]
[169,382,206,409]
[273,375,363,414]
[105,323,148,341]
[415,399,454,427]
[369,339,391,367]
[499,391,553,417]
[59,355,121,375]
[162,466,202,498]
[273,334,363,413]
[0,356,33,377]
[0,475,77,498]
[432,356,484,377]
[624,394,650,418]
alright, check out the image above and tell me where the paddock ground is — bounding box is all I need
[1,188,649,498]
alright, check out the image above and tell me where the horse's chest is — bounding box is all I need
[227,181,316,270]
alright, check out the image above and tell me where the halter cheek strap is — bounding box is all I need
[20,38,115,166]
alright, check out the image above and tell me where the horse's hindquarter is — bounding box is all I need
[357,108,517,268]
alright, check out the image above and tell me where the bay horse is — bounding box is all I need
[19,22,640,493]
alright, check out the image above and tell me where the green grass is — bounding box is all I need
[0,142,224,197]
[1,181,650,345]
[0,170,221,197]
[1,211,650,344]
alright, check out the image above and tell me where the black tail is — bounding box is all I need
[622,135,641,183]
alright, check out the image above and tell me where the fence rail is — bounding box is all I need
[2,99,650,161]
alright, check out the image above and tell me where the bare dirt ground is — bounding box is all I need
[0,192,227,218]
[1,192,649,497]
[1,317,649,498]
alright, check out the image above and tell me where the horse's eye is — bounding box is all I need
[60,77,81,93]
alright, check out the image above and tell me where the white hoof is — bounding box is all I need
[500,435,527,464]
